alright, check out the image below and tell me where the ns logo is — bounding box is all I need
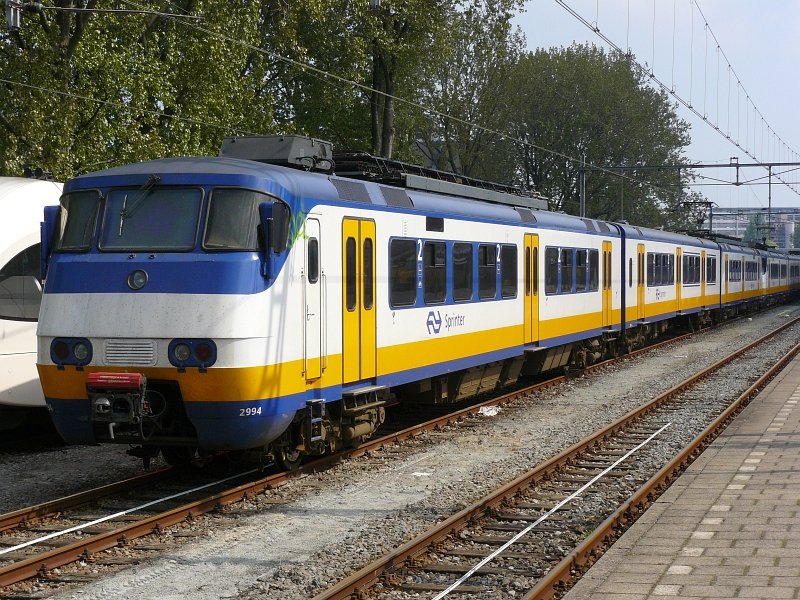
[426,311,443,334]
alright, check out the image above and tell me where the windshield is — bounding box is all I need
[57,190,101,251]
[203,188,270,251]
[100,187,202,251]
[0,244,41,320]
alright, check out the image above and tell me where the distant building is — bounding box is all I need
[704,207,800,250]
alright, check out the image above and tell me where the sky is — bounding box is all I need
[513,0,800,211]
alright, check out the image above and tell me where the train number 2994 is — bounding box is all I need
[240,407,262,417]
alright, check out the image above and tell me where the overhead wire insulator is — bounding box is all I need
[5,0,22,30]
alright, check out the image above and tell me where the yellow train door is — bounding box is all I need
[700,250,706,307]
[304,218,323,380]
[724,255,729,299]
[637,243,645,320]
[602,240,612,327]
[524,233,539,344]
[342,218,376,384]
[676,248,682,312]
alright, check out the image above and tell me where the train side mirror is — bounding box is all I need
[41,205,60,282]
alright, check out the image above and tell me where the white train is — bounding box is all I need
[35,136,799,467]
[0,177,62,430]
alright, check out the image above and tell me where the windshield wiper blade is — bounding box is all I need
[119,174,160,237]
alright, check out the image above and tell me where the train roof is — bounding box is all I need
[69,157,792,252]
[69,157,617,235]
[0,177,62,207]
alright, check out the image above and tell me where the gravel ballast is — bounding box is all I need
[2,304,797,599]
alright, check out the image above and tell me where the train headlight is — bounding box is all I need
[50,338,93,367]
[127,269,148,290]
[73,342,89,361]
[168,339,217,370]
[173,343,191,362]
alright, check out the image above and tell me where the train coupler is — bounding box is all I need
[87,372,148,426]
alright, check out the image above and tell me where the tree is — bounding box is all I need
[415,0,525,180]
[504,44,691,227]
[259,0,453,159]
[0,1,275,179]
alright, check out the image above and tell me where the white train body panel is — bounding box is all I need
[0,178,62,409]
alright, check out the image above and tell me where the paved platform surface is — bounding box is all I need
[563,352,800,600]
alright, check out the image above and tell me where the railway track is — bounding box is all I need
[312,316,800,599]
[0,312,792,595]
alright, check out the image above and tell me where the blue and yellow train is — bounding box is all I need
[36,136,800,467]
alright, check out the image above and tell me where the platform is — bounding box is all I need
[563,352,800,600]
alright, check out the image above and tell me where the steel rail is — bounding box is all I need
[0,468,172,534]
[523,339,800,600]
[0,314,789,589]
[312,316,800,600]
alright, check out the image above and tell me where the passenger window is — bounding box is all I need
[452,243,473,302]
[423,241,446,304]
[500,245,517,298]
[0,244,42,321]
[478,244,496,299]
[363,238,373,310]
[576,250,587,292]
[545,247,558,295]
[389,239,416,306]
[589,249,599,292]
[628,257,633,288]
[561,248,573,293]
[706,256,716,284]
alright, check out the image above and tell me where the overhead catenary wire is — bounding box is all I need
[110,0,682,197]
[553,0,800,198]
[0,0,741,207]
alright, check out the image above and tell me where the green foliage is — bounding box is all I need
[416,0,525,179]
[506,44,690,227]
[0,1,275,179]
[0,1,699,231]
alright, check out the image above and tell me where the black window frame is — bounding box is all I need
[345,237,357,311]
[363,238,374,310]
[423,240,447,304]
[478,244,497,299]
[389,238,417,307]
[452,242,473,302]
[308,238,319,284]
[500,244,517,299]
[545,247,558,295]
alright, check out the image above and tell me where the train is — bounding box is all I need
[35,136,800,467]
[0,176,62,430]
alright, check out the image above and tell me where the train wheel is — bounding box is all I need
[162,446,196,467]
[274,446,303,471]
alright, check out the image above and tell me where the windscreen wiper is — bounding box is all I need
[119,174,161,236]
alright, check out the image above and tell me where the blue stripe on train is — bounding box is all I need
[46,395,303,450]
[44,252,267,295]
